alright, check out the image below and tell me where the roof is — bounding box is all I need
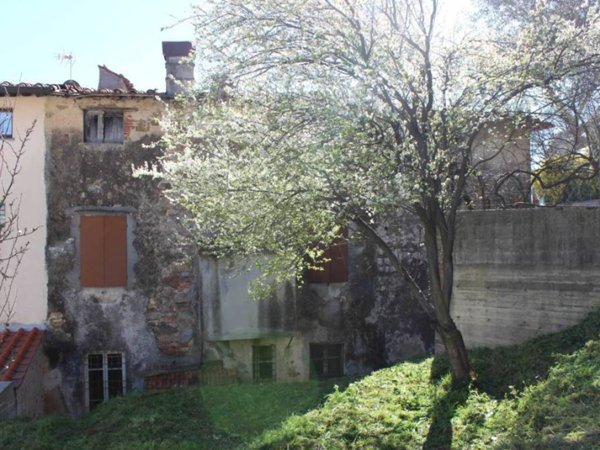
[0,80,159,98]
[162,41,194,59]
[0,328,44,386]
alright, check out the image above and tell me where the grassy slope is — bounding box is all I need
[1,311,599,449]
[253,311,600,449]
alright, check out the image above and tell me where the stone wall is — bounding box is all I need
[452,207,600,349]
[43,95,202,415]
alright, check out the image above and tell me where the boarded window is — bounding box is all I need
[253,345,275,382]
[306,233,348,284]
[310,343,343,379]
[0,109,13,138]
[80,215,127,287]
[84,110,124,143]
[86,352,126,410]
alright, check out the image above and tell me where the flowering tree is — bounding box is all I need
[155,0,600,384]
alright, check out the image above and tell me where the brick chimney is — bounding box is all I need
[162,41,195,97]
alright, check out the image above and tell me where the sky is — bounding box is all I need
[1,0,197,91]
[1,0,475,92]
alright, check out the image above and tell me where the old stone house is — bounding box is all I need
[0,40,541,416]
[0,41,431,416]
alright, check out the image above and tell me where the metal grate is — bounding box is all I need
[252,345,275,382]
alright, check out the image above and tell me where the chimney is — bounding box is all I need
[98,65,135,92]
[162,41,195,97]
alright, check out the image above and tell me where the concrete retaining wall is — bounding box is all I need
[452,207,600,348]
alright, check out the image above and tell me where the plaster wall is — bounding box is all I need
[200,256,296,341]
[452,207,600,349]
[0,96,48,324]
[215,336,306,382]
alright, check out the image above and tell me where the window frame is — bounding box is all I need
[309,343,344,379]
[0,108,13,139]
[252,344,276,382]
[84,351,126,411]
[84,109,124,144]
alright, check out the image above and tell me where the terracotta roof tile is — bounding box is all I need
[0,328,44,386]
[0,80,159,97]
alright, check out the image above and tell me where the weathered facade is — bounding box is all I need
[199,214,433,384]
[43,89,203,415]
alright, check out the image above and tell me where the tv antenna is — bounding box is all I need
[56,52,76,80]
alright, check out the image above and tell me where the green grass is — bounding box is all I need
[252,311,600,449]
[2,311,600,449]
[0,379,350,450]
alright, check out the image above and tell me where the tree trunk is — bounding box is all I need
[421,212,471,386]
[436,318,471,386]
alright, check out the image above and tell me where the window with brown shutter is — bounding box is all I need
[306,231,348,284]
[80,215,127,287]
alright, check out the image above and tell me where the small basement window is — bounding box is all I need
[253,345,275,382]
[310,343,343,379]
[86,352,126,410]
[84,110,124,143]
[0,108,13,138]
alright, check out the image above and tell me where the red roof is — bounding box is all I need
[0,328,44,386]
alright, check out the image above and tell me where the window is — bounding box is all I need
[86,352,126,410]
[306,234,348,284]
[84,110,124,143]
[253,345,275,382]
[310,343,343,379]
[0,108,13,138]
[0,203,5,227]
[80,214,127,287]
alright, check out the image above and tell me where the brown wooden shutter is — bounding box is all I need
[328,238,348,283]
[104,215,128,287]
[306,229,348,284]
[80,216,106,287]
[80,215,127,287]
[306,250,331,283]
